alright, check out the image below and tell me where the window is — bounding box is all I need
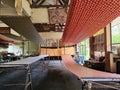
[111,24,120,44]
[79,39,90,60]
[111,17,120,54]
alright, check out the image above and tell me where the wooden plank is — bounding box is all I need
[15,0,22,15]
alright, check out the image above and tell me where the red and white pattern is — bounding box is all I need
[49,8,67,24]
[62,0,120,44]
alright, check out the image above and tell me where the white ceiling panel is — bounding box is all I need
[31,8,49,23]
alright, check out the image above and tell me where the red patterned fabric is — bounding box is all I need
[62,55,120,79]
[62,0,120,44]
[49,8,67,24]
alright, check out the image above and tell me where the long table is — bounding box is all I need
[0,54,49,90]
[62,54,120,90]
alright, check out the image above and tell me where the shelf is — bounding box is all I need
[93,33,105,51]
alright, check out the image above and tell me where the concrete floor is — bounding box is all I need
[33,60,82,90]
[0,60,82,90]
[0,60,119,90]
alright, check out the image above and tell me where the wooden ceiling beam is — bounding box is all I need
[31,0,70,8]
[32,0,45,5]
[31,4,69,8]
[59,0,69,5]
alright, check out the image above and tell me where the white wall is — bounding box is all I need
[111,16,120,27]
[8,44,22,56]
[39,32,63,40]
[8,41,39,56]
[31,8,49,23]
[22,0,31,16]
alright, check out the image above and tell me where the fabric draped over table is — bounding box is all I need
[62,0,120,44]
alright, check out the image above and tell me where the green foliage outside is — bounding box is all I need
[79,39,90,60]
[112,25,120,44]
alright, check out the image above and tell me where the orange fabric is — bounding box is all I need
[40,47,75,56]
[62,0,120,44]
[40,48,46,55]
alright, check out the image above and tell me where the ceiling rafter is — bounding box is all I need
[59,0,69,6]
[31,0,70,8]
[32,0,45,6]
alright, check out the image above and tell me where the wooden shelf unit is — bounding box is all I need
[93,33,105,52]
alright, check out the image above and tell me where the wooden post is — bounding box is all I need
[15,0,22,15]
[64,45,66,54]
[57,39,59,49]
[22,41,24,58]
[46,39,47,54]
[89,36,94,57]
[104,23,112,72]
[28,41,29,55]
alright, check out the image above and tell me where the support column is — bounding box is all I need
[89,36,94,56]
[15,0,22,15]
[104,23,112,72]
[22,41,24,57]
